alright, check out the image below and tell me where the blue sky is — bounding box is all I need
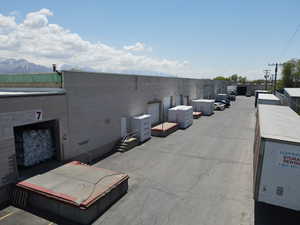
[1,0,300,79]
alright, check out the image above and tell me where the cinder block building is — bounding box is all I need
[0,71,228,207]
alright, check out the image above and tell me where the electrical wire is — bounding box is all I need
[280,23,300,59]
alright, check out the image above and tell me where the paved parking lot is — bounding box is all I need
[1,96,299,225]
[93,96,255,225]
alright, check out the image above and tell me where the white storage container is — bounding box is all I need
[255,90,270,107]
[215,94,229,102]
[254,105,300,210]
[257,93,280,106]
[227,85,237,94]
[191,99,214,116]
[168,105,193,128]
[131,114,151,142]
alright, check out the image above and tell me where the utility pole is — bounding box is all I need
[270,74,275,91]
[263,69,271,90]
[268,63,283,93]
[274,63,278,93]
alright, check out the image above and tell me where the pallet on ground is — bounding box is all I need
[12,161,129,225]
[151,122,179,137]
[193,112,202,119]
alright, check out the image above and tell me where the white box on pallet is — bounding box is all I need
[168,105,193,128]
[131,114,151,142]
[254,105,300,211]
[191,99,214,116]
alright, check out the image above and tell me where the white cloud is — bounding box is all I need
[0,14,17,34]
[0,9,190,75]
[123,42,152,52]
[23,8,53,28]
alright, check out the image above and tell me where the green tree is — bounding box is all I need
[213,74,247,82]
[213,76,228,81]
[276,79,284,90]
[238,76,247,83]
[281,59,299,87]
[229,74,238,82]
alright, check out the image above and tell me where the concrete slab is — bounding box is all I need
[13,162,128,224]
[17,161,129,208]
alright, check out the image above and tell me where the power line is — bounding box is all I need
[280,23,300,58]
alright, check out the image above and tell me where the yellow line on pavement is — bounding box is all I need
[0,211,16,221]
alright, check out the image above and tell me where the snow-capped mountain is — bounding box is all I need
[0,58,51,74]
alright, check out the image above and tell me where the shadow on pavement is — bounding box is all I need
[255,202,300,225]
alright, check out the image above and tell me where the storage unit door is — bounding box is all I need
[175,95,181,106]
[163,97,171,121]
[183,96,189,105]
[147,103,160,125]
[204,86,212,99]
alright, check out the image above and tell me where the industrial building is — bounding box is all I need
[0,71,228,208]
[283,88,300,114]
[227,83,265,96]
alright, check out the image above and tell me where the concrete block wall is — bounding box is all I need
[63,71,228,161]
[0,94,68,167]
[0,94,68,206]
[0,71,228,207]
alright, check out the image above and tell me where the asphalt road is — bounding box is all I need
[93,96,256,225]
[2,96,300,225]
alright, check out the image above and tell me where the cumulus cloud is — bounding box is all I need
[123,42,152,52]
[23,8,53,28]
[0,14,17,34]
[0,9,190,75]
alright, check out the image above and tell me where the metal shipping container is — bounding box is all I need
[257,93,280,106]
[227,85,237,94]
[254,105,300,210]
[131,114,151,142]
[255,90,270,107]
[191,99,214,116]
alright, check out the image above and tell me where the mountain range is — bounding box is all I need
[0,58,175,77]
[0,58,52,74]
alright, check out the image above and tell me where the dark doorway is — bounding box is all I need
[13,120,62,180]
[237,86,247,95]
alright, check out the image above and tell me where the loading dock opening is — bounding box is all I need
[147,102,161,126]
[237,86,247,95]
[183,96,189,105]
[163,96,172,121]
[13,120,61,179]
